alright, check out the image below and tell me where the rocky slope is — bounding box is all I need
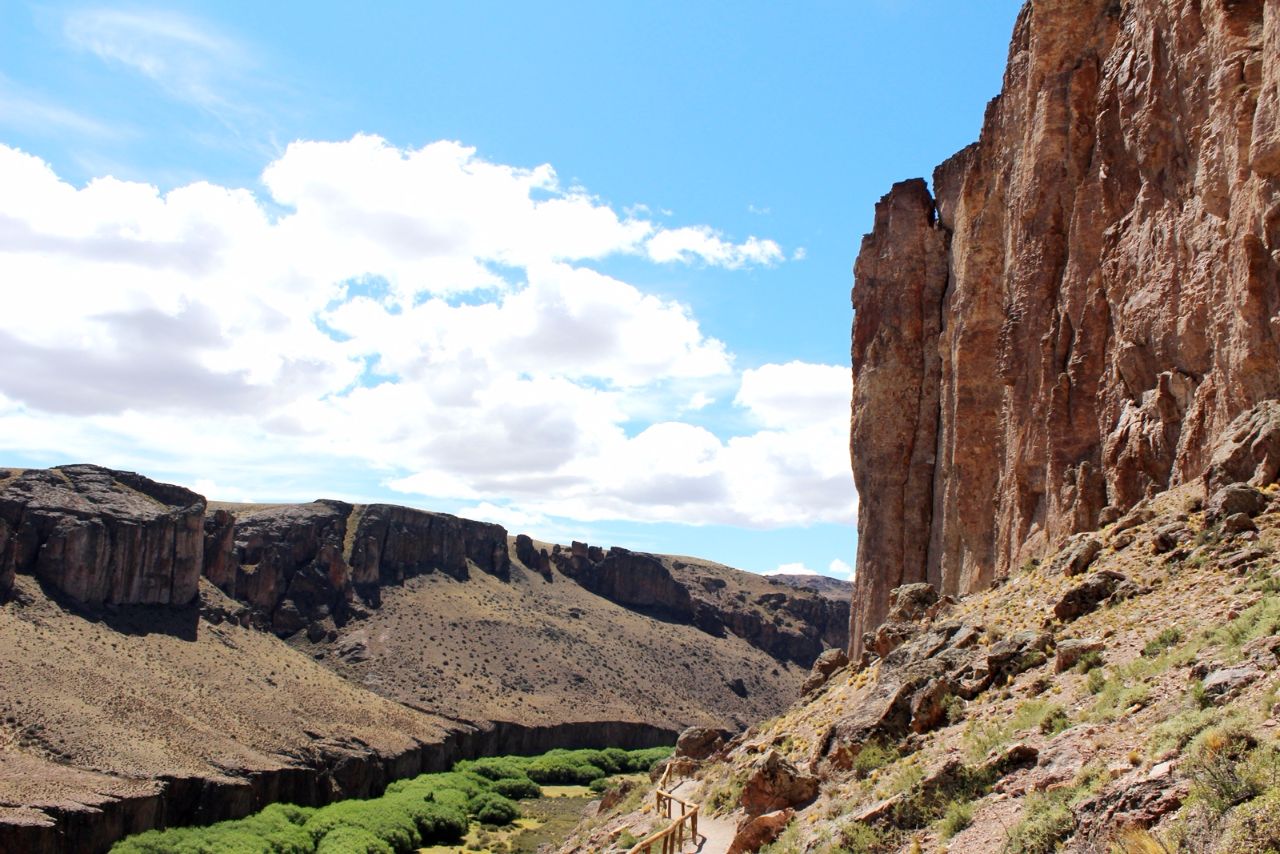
[849,0,1280,653]
[0,465,845,852]
[568,478,1280,853]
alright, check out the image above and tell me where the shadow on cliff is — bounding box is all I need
[37,579,202,640]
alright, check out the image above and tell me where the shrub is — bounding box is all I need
[1003,791,1074,854]
[1074,650,1104,674]
[852,741,900,779]
[492,775,541,800]
[589,777,613,793]
[1183,723,1262,817]
[1142,627,1184,658]
[936,799,974,840]
[467,757,530,781]
[411,802,468,842]
[525,756,606,785]
[316,826,395,854]
[468,792,520,825]
[1085,668,1107,694]
[1221,787,1280,853]
[304,800,420,853]
[837,821,892,853]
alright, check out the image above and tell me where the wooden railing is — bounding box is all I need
[626,789,700,854]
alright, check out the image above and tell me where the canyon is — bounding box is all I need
[0,465,848,852]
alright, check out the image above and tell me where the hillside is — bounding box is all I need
[566,479,1280,852]
[0,465,846,852]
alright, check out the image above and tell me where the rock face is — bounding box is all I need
[0,465,204,606]
[850,0,1280,655]
[223,501,512,635]
[551,543,847,666]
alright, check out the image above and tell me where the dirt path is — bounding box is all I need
[667,781,736,854]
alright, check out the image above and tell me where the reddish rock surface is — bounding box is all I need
[850,0,1280,655]
[0,465,204,606]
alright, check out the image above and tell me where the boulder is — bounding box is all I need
[801,647,849,695]
[1150,524,1189,554]
[675,727,728,761]
[740,750,818,816]
[1202,664,1263,702]
[986,631,1053,682]
[887,582,939,622]
[1205,483,1269,525]
[1055,638,1105,674]
[1047,533,1103,577]
[871,621,917,658]
[0,465,204,606]
[1054,571,1129,622]
[1204,401,1280,494]
[728,808,794,854]
[908,676,958,732]
[1222,512,1258,535]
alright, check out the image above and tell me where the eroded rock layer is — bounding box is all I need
[851,0,1280,653]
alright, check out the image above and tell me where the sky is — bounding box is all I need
[0,1,1023,578]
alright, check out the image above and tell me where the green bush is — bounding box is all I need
[111,746,673,853]
[837,821,891,853]
[936,799,974,840]
[111,801,315,854]
[851,741,900,779]
[466,757,531,781]
[1222,787,1280,853]
[468,792,520,825]
[316,826,394,854]
[304,800,419,853]
[1002,791,1073,853]
[525,756,606,784]
[1142,627,1184,658]
[492,775,541,800]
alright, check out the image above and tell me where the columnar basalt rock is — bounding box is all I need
[850,0,1280,656]
[0,465,204,606]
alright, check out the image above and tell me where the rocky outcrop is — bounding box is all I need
[217,501,511,636]
[551,543,847,666]
[850,0,1280,655]
[348,503,510,587]
[0,465,204,606]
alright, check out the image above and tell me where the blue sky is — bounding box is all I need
[0,1,1022,577]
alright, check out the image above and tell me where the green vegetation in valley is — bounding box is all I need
[110,746,671,854]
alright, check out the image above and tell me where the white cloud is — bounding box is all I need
[828,558,855,579]
[768,562,816,576]
[645,225,783,268]
[0,139,854,531]
[766,558,854,580]
[735,361,850,429]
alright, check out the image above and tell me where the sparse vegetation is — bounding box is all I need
[1142,627,1184,658]
[935,798,974,839]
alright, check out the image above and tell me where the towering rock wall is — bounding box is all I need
[0,465,204,605]
[850,0,1280,654]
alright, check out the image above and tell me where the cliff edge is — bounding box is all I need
[851,0,1280,655]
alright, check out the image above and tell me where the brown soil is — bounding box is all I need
[0,577,451,832]
[308,555,806,732]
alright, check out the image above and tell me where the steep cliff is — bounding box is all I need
[0,466,204,606]
[851,0,1280,654]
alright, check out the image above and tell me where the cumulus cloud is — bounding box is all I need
[0,138,854,531]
